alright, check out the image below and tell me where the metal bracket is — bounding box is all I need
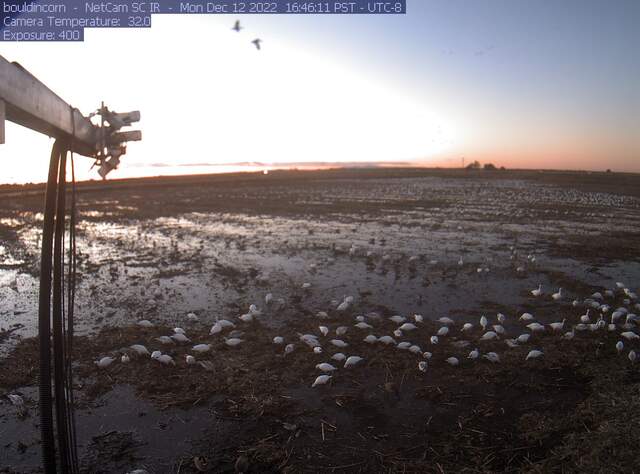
[0,55,142,179]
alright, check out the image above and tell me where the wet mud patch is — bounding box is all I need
[547,231,640,265]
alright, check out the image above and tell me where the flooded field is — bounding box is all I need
[1,168,640,473]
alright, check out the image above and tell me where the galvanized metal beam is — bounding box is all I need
[0,54,97,156]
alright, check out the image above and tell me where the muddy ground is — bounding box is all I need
[1,168,640,473]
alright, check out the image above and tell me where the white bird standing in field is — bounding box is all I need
[210,319,235,335]
[516,334,531,343]
[95,356,115,368]
[616,341,624,354]
[225,338,243,347]
[192,344,211,353]
[483,352,500,363]
[610,311,624,324]
[526,350,543,360]
[629,351,637,363]
[468,348,480,360]
[152,352,175,365]
[137,320,154,328]
[330,339,348,348]
[319,326,329,336]
[130,344,150,356]
[430,336,439,345]
[299,333,321,348]
[399,322,417,331]
[239,313,254,323]
[437,317,454,325]
[526,322,545,333]
[344,356,364,368]
[446,357,460,366]
[480,315,488,330]
[273,336,284,345]
[519,313,534,321]
[363,335,378,344]
[336,297,350,311]
[497,313,506,323]
[171,333,190,343]
[418,361,428,372]
[379,336,396,345]
[531,284,542,297]
[580,310,591,323]
[316,363,337,372]
[312,375,331,387]
[355,322,373,330]
[461,323,473,332]
[552,288,563,301]
[121,354,130,364]
[549,319,565,332]
[186,355,196,365]
[480,331,498,341]
[493,325,505,335]
[284,343,295,355]
[437,326,449,336]
[332,353,346,362]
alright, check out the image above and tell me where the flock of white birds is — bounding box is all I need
[92,279,640,389]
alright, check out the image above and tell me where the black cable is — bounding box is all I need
[66,149,80,472]
[39,138,80,473]
[52,145,71,472]
[39,140,63,474]
[64,108,80,473]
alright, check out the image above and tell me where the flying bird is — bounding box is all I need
[252,38,262,50]
[232,20,242,32]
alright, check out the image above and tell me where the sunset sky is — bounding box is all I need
[1,0,639,183]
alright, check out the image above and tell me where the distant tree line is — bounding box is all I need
[465,160,505,171]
